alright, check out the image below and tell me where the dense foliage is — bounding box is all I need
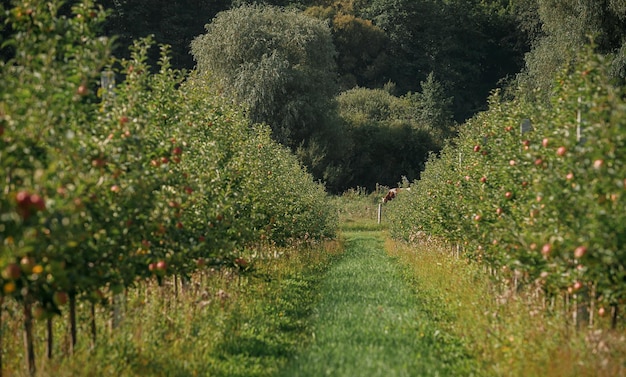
[0,3,336,367]
[387,49,626,323]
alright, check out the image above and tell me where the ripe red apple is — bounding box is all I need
[172,146,183,155]
[541,243,552,257]
[509,160,516,166]
[110,185,121,193]
[155,260,167,272]
[534,158,543,166]
[566,172,574,180]
[29,194,45,211]
[53,291,69,306]
[480,176,487,183]
[184,186,193,195]
[542,138,549,148]
[473,145,480,152]
[234,257,248,268]
[556,146,567,156]
[505,191,513,200]
[148,263,156,272]
[161,157,169,164]
[593,159,604,169]
[474,214,482,222]
[572,281,583,291]
[119,116,129,125]
[574,246,587,259]
[76,84,89,96]
[2,263,22,280]
[496,207,503,216]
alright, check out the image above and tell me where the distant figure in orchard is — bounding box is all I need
[382,187,410,203]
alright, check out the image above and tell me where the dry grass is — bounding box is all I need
[385,236,626,377]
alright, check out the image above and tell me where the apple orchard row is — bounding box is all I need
[1,1,336,320]
[386,49,626,320]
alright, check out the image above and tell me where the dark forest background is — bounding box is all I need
[3,0,625,192]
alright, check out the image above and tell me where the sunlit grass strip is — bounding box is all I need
[281,231,477,377]
[385,237,626,377]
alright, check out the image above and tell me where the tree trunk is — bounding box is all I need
[47,316,54,359]
[23,300,35,376]
[69,293,77,355]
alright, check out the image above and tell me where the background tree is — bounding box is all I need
[336,87,439,190]
[514,0,626,97]
[98,0,232,69]
[190,4,348,190]
[353,0,529,122]
[305,4,392,91]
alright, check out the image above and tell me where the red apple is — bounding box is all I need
[505,191,513,200]
[2,263,22,280]
[572,281,583,291]
[234,257,248,268]
[53,291,69,306]
[474,214,482,222]
[119,116,129,125]
[29,194,45,211]
[76,84,89,96]
[542,138,549,148]
[556,146,567,156]
[480,176,487,183]
[496,207,503,216]
[172,146,183,155]
[593,159,604,170]
[541,243,552,257]
[574,246,587,259]
[473,145,481,152]
[155,260,167,272]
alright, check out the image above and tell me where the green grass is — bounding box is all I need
[279,231,477,377]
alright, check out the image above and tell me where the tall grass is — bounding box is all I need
[0,240,343,377]
[385,237,626,377]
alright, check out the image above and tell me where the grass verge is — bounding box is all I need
[385,237,626,377]
[0,240,343,377]
[280,230,477,377]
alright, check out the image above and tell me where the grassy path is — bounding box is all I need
[279,230,476,377]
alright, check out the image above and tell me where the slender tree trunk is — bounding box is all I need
[90,302,97,349]
[23,300,35,376]
[47,316,54,359]
[0,296,4,377]
[611,304,619,330]
[69,294,77,355]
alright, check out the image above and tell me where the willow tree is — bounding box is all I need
[190,4,340,149]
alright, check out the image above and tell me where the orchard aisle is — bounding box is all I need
[278,230,477,377]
